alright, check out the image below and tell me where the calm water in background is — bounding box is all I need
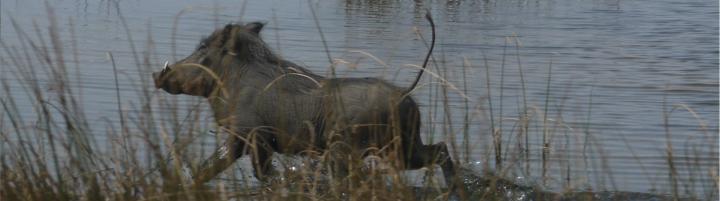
[1,0,717,196]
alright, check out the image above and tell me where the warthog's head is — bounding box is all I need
[152,22,272,97]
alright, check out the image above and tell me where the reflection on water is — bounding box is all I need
[0,0,717,198]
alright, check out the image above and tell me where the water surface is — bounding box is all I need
[1,0,717,197]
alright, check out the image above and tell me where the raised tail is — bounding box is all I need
[406,10,436,94]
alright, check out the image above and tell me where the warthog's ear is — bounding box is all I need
[245,22,266,35]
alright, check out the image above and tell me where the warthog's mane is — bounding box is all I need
[203,23,324,93]
[202,23,279,63]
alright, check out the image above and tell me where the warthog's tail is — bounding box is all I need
[406,10,436,94]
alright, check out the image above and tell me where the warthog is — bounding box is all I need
[152,13,455,187]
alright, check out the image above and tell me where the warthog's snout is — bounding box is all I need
[151,71,160,88]
[152,61,170,89]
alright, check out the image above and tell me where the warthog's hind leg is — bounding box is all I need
[248,135,277,182]
[406,143,456,188]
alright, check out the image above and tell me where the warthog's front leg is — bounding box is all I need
[193,135,245,185]
[193,130,279,185]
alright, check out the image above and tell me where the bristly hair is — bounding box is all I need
[197,23,238,50]
[231,28,280,64]
[206,22,323,91]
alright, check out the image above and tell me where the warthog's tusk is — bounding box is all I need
[163,61,169,70]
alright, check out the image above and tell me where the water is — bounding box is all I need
[0,0,717,198]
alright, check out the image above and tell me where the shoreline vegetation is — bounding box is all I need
[1,4,717,201]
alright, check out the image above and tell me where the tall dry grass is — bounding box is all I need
[0,3,717,201]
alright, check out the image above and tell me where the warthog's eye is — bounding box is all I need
[221,48,238,56]
[199,56,209,65]
[198,42,208,50]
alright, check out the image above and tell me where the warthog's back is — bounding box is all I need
[319,77,417,149]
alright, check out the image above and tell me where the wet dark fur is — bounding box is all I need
[152,19,455,187]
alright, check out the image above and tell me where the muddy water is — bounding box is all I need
[1,0,717,197]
